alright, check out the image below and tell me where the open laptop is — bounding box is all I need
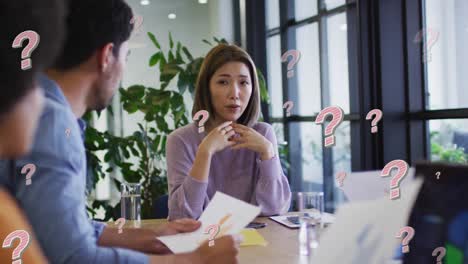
[403,162,468,264]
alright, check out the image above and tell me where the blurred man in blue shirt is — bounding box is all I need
[0,0,65,262]
[0,0,241,263]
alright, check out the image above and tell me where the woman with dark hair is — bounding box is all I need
[167,44,291,220]
[0,0,66,262]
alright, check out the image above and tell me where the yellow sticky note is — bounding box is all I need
[240,228,268,247]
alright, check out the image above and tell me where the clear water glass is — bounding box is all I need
[296,192,324,256]
[120,182,141,221]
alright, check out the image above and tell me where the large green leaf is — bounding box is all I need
[202,39,212,46]
[169,32,174,49]
[149,52,162,66]
[148,32,161,49]
[256,68,270,104]
[182,46,194,61]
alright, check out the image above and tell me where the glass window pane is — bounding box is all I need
[299,122,324,192]
[266,0,280,29]
[295,0,318,21]
[327,13,350,113]
[425,0,468,110]
[324,0,346,10]
[430,119,468,164]
[272,122,285,143]
[296,23,322,116]
[332,121,351,208]
[266,35,284,118]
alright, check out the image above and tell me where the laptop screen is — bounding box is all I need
[403,162,468,264]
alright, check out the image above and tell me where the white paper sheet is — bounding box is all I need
[157,191,261,253]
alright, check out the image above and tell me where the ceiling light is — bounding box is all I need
[140,0,150,6]
[199,0,208,4]
[168,13,177,19]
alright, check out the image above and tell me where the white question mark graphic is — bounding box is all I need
[2,230,31,264]
[283,101,294,117]
[365,109,383,133]
[395,226,415,253]
[193,110,210,134]
[130,15,144,36]
[435,171,441,180]
[335,171,347,187]
[432,246,446,264]
[204,224,221,247]
[381,159,409,199]
[115,218,126,234]
[21,164,36,186]
[414,27,439,63]
[65,128,71,138]
[281,50,301,78]
[315,106,345,147]
[12,30,40,70]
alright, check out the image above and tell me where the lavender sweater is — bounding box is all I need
[166,122,292,220]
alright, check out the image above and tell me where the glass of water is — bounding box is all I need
[296,192,324,256]
[121,182,141,221]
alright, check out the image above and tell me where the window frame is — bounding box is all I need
[243,0,468,213]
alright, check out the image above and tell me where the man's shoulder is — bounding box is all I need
[38,97,75,135]
[31,97,82,156]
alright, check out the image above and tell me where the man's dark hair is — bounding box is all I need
[53,0,134,70]
[0,0,66,116]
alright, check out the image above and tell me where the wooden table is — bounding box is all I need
[123,215,321,264]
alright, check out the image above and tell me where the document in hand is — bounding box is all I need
[157,191,262,253]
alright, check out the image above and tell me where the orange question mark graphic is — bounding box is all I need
[204,224,221,247]
[395,226,415,253]
[315,106,345,147]
[115,218,126,234]
[21,164,36,186]
[12,30,40,70]
[193,110,210,133]
[380,159,409,199]
[2,230,31,264]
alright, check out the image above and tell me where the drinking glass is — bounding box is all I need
[296,192,324,256]
[120,182,141,221]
